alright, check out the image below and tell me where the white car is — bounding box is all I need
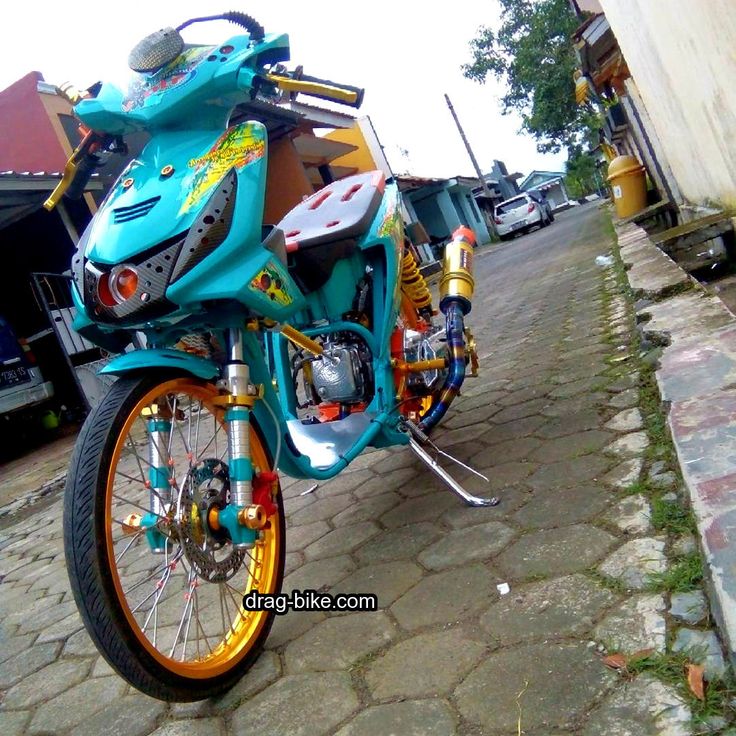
[494,192,554,240]
[0,317,54,416]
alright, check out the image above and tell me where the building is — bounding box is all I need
[519,171,572,210]
[572,0,736,212]
[397,175,492,257]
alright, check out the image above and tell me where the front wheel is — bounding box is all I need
[63,372,285,701]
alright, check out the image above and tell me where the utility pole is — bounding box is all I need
[445,94,495,200]
[444,94,498,236]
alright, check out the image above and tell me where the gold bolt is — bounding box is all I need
[122,177,134,189]
[238,504,268,530]
[160,164,174,177]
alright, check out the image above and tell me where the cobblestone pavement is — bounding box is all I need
[0,204,717,734]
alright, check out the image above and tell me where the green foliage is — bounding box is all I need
[651,497,696,536]
[565,145,604,198]
[624,649,736,723]
[648,552,704,593]
[463,0,595,153]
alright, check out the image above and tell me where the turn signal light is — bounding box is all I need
[98,264,139,307]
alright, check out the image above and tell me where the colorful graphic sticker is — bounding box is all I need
[378,199,404,252]
[250,264,294,307]
[123,46,213,112]
[178,123,266,215]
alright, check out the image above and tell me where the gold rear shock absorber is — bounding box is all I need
[401,250,433,311]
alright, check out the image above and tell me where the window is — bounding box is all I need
[495,196,529,215]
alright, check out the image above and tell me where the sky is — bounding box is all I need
[0,1,567,180]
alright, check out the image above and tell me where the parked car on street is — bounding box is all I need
[0,317,54,417]
[494,191,554,240]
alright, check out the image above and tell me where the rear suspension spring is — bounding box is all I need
[401,251,432,311]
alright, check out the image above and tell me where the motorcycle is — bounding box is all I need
[46,11,494,702]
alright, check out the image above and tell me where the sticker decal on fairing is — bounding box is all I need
[123,46,212,112]
[250,264,294,307]
[178,123,266,216]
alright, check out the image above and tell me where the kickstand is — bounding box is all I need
[401,419,500,507]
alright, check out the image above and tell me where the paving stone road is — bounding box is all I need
[0,204,708,734]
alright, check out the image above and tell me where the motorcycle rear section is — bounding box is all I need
[53,10,491,702]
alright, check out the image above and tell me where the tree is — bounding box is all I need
[564,145,602,198]
[463,0,597,154]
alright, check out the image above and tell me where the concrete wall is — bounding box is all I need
[600,0,736,208]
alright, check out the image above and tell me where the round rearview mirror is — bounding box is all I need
[128,27,184,74]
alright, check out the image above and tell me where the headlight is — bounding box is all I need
[98,264,139,306]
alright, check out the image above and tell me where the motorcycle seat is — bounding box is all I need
[278,170,386,253]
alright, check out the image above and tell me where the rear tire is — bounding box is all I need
[64,372,285,701]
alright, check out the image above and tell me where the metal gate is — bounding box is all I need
[31,272,118,412]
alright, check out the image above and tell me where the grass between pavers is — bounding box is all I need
[622,649,736,727]
[601,215,735,726]
[647,552,704,595]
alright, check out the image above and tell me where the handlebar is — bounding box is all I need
[265,69,365,109]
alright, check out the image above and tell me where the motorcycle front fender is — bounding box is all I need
[99,349,219,381]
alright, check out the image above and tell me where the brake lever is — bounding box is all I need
[44,129,105,211]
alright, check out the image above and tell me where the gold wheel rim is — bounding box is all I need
[103,378,281,679]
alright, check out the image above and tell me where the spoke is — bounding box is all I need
[170,572,197,658]
[194,399,202,464]
[126,436,148,485]
[181,595,195,662]
[141,559,174,634]
[195,423,224,464]
[166,395,178,457]
[112,494,168,520]
[193,586,214,656]
[172,401,193,460]
[224,583,246,621]
[122,437,176,509]
[123,549,183,596]
[114,529,144,564]
[218,584,229,639]
[214,413,218,460]
[115,469,148,486]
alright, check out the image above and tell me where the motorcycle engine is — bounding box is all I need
[310,339,373,403]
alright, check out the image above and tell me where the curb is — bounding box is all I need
[614,220,736,669]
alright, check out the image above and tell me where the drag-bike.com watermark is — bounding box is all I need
[243,589,378,615]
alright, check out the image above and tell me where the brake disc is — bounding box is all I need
[176,459,247,583]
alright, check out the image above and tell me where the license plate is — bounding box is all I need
[511,222,525,231]
[0,366,30,388]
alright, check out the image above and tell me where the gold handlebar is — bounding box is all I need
[264,73,363,108]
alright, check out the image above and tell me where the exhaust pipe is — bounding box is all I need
[419,227,476,433]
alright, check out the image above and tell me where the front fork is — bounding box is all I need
[216,327,259,549]
[141,327,267,553]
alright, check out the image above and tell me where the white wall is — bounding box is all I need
[600,0,736,207]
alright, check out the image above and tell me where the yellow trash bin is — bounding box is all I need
[607,155,647,218]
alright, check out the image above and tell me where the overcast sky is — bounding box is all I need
[1,1,567,179]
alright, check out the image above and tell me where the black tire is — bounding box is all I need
[64,372,285,701]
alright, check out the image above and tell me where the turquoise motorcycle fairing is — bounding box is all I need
[68,27,411,480]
